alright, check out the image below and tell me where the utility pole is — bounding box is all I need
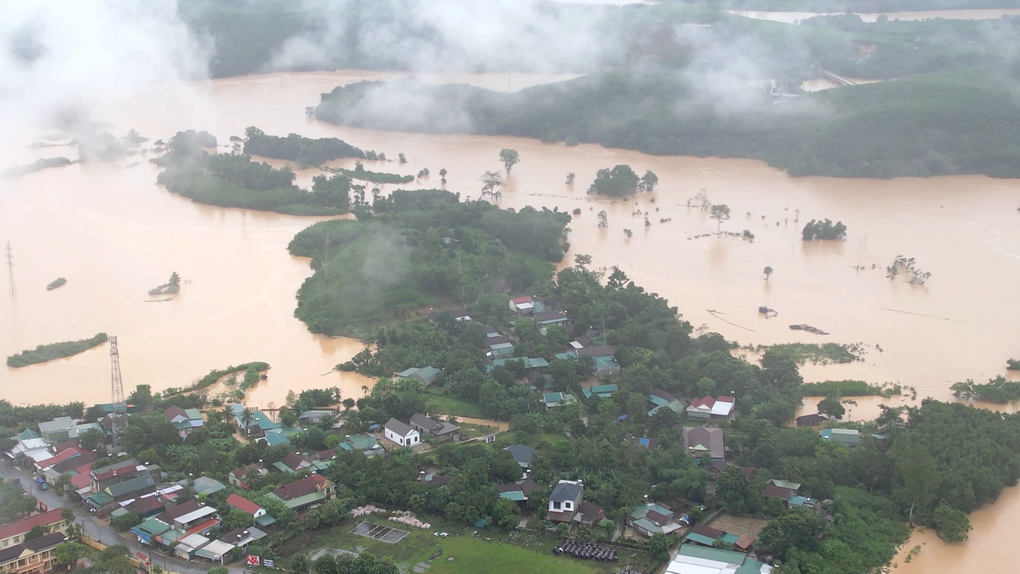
[109,336,128,448]
[5,242,15,297]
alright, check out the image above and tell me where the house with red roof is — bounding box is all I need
[509,296,535,315]
[0,509,69,549]
[686,396,735,419]
[266,474,335,512]
[226,494,267,519]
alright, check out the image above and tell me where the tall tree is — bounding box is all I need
[894,444,940,524]
[710,204,731,234]
[498,149,520,174]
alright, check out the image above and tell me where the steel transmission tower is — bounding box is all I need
[5,242,14,297]
[109,336,128,447]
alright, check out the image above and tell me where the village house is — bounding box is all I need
[266,474,336,512]
[36,418,76,444]
[229,405,280,438]
[163,406,204,438]
[666,544,771,574]
[158,500,220,537]
[547,480,584,523]
[219,527,267,551]
[761,479,801,502]
[578,501,605,527]
[409,413,461,443]
[0,532,65,574]
[820,428,862,447]
[396,367,442,385]
[226,494,267,520]
[505,444,534,469]
[338,434,385,457]
[509,296,536,315]
[272,452,312,473]
[556,346,621,378]
[795,413,828,427]
[647,389,684,417]
[582,384,619,400]
[497,478,541,506]
[383,419,420,447]
[89,459,140,494]
[686,396,736,419]
[228,464,267,490]
[0,510,69,550]
[542,392,578,409]
[628,502,682,537]
[682,426,726,462]
[297,410,337,427]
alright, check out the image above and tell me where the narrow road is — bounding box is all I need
[2,462,244,574]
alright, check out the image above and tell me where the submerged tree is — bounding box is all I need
[639,170,659,192]
[480,171,504,197]
[398,153,407,164]
[499,149,520,174]
[710,204,731,234]
[802,219,847,240]
[764,266,773,281]
[597,210,608,228]
[565,172,575,185]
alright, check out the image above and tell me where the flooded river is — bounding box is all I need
[2,69,1020,571]
[728,8,1020,23]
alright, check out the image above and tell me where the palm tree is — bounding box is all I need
[240,409,254,434]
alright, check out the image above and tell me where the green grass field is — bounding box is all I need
[422,390,486,418]
[295,517,652,574]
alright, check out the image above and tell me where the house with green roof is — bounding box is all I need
[15,429,40,441]
[542,392,577,409]
[337,434,384,457]
[668,544,770,574]
[396,366,442,384]
[229,404,280,438]
[582,384,619,399]
[264,429,291,447]
[820,428,861,447]
[628,502,681,537]
[647,389,684,417]
[130,517,171,545]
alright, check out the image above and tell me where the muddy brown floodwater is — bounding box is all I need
[2,70,1020,572]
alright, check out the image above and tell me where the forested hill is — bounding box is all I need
[314,69,1020,179]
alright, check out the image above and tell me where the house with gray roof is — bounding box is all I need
[683,426,725,462]
[383,418,420,448]
[548,480,584,523]
[38,417,76,443]
[506,444,533,469]
[409,413,460,443]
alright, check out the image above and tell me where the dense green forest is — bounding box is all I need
[314,69,1020,178]
[242,127,368,166]
[154,130,354,215]
[288,189,570,337]
[6,333,108,368]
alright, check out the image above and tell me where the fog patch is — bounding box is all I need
[0,1,212,156]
